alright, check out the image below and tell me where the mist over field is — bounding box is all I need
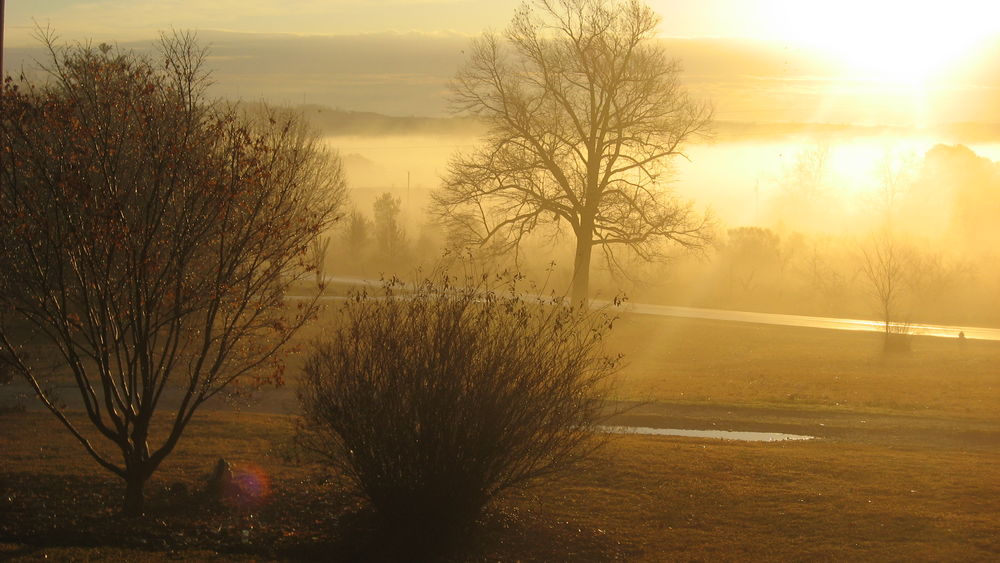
[313,116,1000,327]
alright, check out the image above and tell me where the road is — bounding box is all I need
[322,275,1000,341]
[613,301,1000,341]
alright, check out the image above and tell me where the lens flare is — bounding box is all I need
[228,463,271,509]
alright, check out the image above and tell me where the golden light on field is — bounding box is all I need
[765,1,1000,85]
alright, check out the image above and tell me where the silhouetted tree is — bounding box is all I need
[769,144,840,233]
[872,147,916,227]
[433,0,712,302]
[337,208,374,274]
[344,209,372,252]
[723,227,781,295]
[310,235,332,288]
[798,236,851,314]
[860,232,912,351]
[0,33,345,515]
[297,273,620,558]
[373,192,406,264]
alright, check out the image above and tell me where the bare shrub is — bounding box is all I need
[884,322,913,354]
[297,273,620,556]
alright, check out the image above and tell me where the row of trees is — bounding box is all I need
[646,225,982,337]
[337,192,411,273]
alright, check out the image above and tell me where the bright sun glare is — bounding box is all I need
[769,1,1000,85]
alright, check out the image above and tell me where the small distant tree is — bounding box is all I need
[433,0,712,303]
[310,235,332,288]
[860,233,912,351]
[0,33,345,515]
[372,192,406,263]
[722,227,781,295]
[872,148,916,227]
[297,273,620,557]
[336,208,374,275]
[343,208,372,252]
[769,144,843,234]
[798,236,851,314]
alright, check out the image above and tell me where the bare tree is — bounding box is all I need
[769,143,838,233]
[723,227,781,295]
[310,235,332,288]
[0,33,345,515]
[871,147,917,228]
[433,0,712,302]
[860,233,912,349]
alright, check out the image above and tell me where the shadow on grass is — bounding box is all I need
[0,472,627,561]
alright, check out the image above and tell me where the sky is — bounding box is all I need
[4,1,778,43]
[4,1,1000,124]
[8,0,999,46]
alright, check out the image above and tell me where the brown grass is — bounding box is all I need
[2,313,999,560]
[609,314,1000,420]
[3,410,998,561]
[533,435,1000,561]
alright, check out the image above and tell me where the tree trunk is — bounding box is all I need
[123,470,147,517]
[571,232,593,304]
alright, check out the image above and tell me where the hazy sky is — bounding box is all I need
[5,1,1000,124]
[8,0,999,44]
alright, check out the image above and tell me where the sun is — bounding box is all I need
[766,0,1000,85]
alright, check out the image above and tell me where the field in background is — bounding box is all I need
[609,314,999,419]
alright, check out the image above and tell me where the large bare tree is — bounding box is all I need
[433,0,712,301]
[0,33,345,515]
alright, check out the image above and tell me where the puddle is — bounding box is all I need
[601,425,814,442]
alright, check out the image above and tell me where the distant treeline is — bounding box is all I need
[253,101,1000,143]
[238,102,485,136]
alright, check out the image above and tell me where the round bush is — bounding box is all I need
[297,273,619,553]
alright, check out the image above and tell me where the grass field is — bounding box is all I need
[609,313,999,419]
[2,313,999,561]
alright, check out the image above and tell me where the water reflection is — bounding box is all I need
[602,425,814,442]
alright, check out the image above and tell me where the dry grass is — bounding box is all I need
[2,313,999,560]
[530,435,1000,561]
[2,411,999,561]
[609,314,1000,420]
